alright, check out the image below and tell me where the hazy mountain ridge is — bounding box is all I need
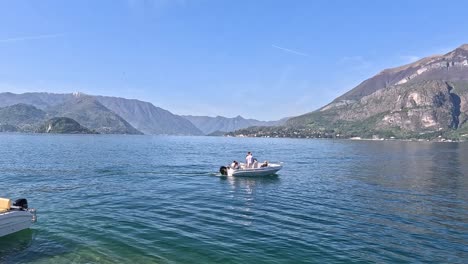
[46,95,142,134]
[230,44,468,141]
[0,92,203,135]
[0,92,72,109]
[0,104,47,132]
[0,101,133,134]
[182,115,288,135]
[96,96,203,135]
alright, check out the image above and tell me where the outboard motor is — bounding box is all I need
[13,198,28,210]
[219,166,228,176]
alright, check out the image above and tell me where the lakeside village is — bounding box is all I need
[225,126,466,142]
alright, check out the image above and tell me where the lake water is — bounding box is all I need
[0,134,467,263]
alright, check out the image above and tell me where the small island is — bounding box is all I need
[37,117,97,134]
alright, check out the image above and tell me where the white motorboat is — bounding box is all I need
[220,162,283,177]
[0,198,36,238]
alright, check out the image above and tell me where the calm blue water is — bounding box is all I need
[0,134,467,263]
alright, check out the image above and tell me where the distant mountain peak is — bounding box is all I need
[332,44,468,103]
[379,55,440,75]
[72,91,86,97]
[457,44,468,51]
[182,115,288,135]
[281,43,468,141]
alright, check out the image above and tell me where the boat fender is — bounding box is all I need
[219,166,228,176]
[13,198,28,210]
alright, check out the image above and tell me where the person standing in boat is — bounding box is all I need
[246,152,253,168]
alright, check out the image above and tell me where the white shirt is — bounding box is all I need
[246,154,253,164]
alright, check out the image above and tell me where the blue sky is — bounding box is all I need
[1,0,467,120]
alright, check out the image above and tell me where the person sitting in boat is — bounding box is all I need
[252,158,258,168]
[246,152,253,168]
[261,161,269,167]
[230,160,240,169]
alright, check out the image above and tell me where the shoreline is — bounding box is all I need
[224,134,467,143]
[0,132,466,143]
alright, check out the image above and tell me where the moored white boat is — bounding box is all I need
[220,162,283,177]
[0,198,37,238]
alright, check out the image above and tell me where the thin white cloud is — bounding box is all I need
[272,44,309,57]
[0,33,64,43]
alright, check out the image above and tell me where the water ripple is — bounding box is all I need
[0,135,467,263]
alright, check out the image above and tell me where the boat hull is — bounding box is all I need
[228,164,282,177]
[0,210,35,237]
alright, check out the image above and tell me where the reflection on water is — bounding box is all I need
[330,141,468,263]
[0,135,467,263]
[223,174,280,188]
[346,141,468,194]
[220,175,281,226]
[0,229,34,263]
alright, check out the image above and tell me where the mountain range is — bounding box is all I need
[4,44,468,139]
[230,44,468,141]
[182,115,288,135]
[0,92,283,135]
